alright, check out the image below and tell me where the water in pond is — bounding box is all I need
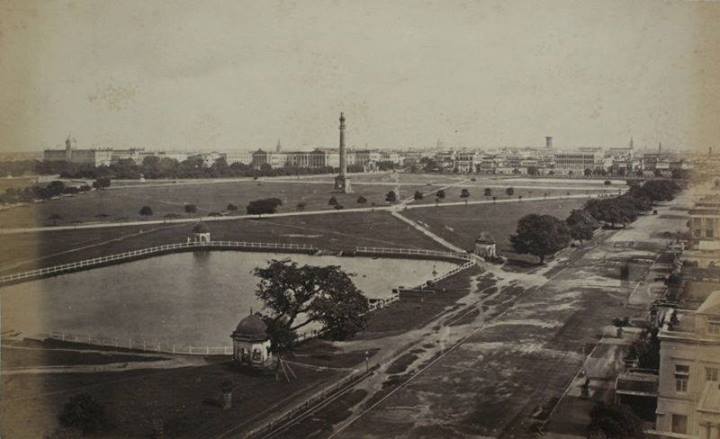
[1,252,456,347]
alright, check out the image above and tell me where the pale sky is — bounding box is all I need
[0,0,718,152]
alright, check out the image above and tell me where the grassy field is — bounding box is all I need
[0,351,344,438]
[0,211,448,274]
[0,179,446,228]
[0,174,622,228]
[0,176,37,192]
[403,198,587,254]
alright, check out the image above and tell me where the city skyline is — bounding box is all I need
[1,0,719,153]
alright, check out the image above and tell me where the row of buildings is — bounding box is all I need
[43,136,694,176]
[619,192,720,437]
[42,137,402,170]
[430,142,693,176]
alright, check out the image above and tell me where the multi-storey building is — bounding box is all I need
[455,151,479,173]
[552,150,603,174]
[111,148,146,164]
[225,151,253,165]
[689,197,720,249]
[654,289,720,437]
[43,136,113,166]
[251,150,288,169]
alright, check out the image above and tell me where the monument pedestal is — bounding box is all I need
[334,175,352,194]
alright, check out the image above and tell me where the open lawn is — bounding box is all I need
[0,174,623,228]
[0,211,448,274]
[0,359,343,438]
[0,179,447,228]
[403,198,587,254]
[0,336,375,439]
[0,177,37,192]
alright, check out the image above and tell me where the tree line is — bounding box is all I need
[0,156,365,181]
[510,180,682,264]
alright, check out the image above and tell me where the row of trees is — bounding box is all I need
[55,156,365,180]
[133,197,285,218]
[510,180,681,263]
[0,180,94,205]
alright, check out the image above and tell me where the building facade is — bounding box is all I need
[655,292,720,437]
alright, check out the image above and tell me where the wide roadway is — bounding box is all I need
[321,195,686,438]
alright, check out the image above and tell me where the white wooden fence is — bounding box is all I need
[36,331,233,355]
[354,246,472,262]
[0,241,318,286]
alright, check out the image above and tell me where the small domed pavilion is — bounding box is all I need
[231,313,273,367]
[474,232,497,259]
[188,222,211,243]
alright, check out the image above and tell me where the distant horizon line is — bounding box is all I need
[20,144,697,154]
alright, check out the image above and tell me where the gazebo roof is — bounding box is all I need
[476,231,496,244]
[231,313,268,342]
[191,222,210,234]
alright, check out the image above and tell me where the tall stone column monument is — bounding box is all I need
[334,112,352,193]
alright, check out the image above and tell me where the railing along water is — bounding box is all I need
[0,241,318,286]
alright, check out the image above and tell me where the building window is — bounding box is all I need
[706,367,719,382]
[707,228,714,238]
[675,365,689,393]
[671,414,688,434]
[709,322,720,335]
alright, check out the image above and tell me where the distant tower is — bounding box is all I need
[658,142,662,154]
[545,136,553,148]
[334,112,352,193]
[629,137,634,149]
[275,140,282,153]
[710,146,713,157]
[65,134,73,161]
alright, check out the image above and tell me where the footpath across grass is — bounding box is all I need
[403,198,587,253]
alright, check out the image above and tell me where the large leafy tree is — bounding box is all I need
[510,214,571,264]
[58,393,108,434]
[254,260,369,351]
[588,402,646,438]
[566,209,600,230]
[460,188,470,204]
[246,198,282,215]
[570,223,594,244]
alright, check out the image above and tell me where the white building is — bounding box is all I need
[655,291,720,437]
[231,313,273,368]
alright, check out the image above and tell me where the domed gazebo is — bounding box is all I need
[474,231,497,259]
[231,313,273,367]
[188,222,211,243]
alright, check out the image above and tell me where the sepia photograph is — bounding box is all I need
[0,0,719,437]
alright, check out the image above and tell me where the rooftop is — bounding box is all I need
[231,313,268,342]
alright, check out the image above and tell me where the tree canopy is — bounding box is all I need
[587,402,646,439]
[58,393,108,434]
[570,223,594,243]
[510,214,571,263]
[254,260,369,352]
[385,191,398,203]
[246,198,282,215]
